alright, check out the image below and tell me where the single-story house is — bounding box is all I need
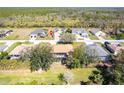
[9,44,74,60]
[105,42,124,55]
[0,45,8,52]
[30,29,47,40]
[54,28,67,34]
[89,28,106,37]
[0,30,13,38]
[53,44,74,61]
[86,44,110,62]
[9,44,32,59]
[72,28,89,39]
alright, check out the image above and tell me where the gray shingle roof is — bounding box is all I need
[30,29,47,35]
[86,44,110,61]
[72,28,87,34]
[90,28,101,34]
[0,45,7,51]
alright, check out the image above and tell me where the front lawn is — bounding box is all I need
[0,62,95,85]
[37,36,53,40]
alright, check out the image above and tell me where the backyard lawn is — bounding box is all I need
[0,62,95,85]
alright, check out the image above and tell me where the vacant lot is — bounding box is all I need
[0,28,35,40]
[0,62,95,85]
[0,28,53,40]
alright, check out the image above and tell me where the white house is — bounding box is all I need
[72,28,88,40]
[90,28,106,37]
[30,29,47,40]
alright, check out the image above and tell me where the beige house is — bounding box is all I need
[53,44,74,60]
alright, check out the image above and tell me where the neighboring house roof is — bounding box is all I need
[116,46,124,51]
[0,45,7,51]
[107,44,118,52]
[86,44,110,61]
[72,28,87,34]
[106,43,124,53]
[0,30,13,35]
[54,28,59,32]
[30,29,47,35]
[54,28,67,32]
[9,44,32,55]
[53,44,74,54]
[0,30,6,34]
[118,28,124,34]
[90,28,101,35]
[61,28,67,32]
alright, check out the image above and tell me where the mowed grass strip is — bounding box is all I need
[0,42,6,45]
[0,63,95,85]
[6,42,22,53]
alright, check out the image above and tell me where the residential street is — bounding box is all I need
[1,39,124,51]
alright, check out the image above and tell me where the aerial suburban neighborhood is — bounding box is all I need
[0,7,124,85]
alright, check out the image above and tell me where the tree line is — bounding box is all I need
[0,8,124,29]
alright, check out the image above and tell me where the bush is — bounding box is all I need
[0,52,9,60]
[0,59,30,70]
[29,80,38,85]
[66,55,80,69]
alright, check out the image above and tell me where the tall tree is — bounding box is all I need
[112,50,124,84]
[20,43,54,72]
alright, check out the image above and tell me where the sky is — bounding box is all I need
[0,0,124,7]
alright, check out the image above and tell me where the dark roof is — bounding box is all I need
[86,44,109,61]
[0,45,7,51]
[30,29,47,35]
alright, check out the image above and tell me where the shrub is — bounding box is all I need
[0,59,30,70]
[29,80,38,85]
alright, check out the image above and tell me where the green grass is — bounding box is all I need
[21,41,33,45]
[6,42,22,53]
[37,36,53,40]
[89,32,98,40]
[72,42,85,48]
[0,42,6,45]
[104,36,114,40]
[0,63,95,85]
[120,42,124,46]
[6,41,33,53]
